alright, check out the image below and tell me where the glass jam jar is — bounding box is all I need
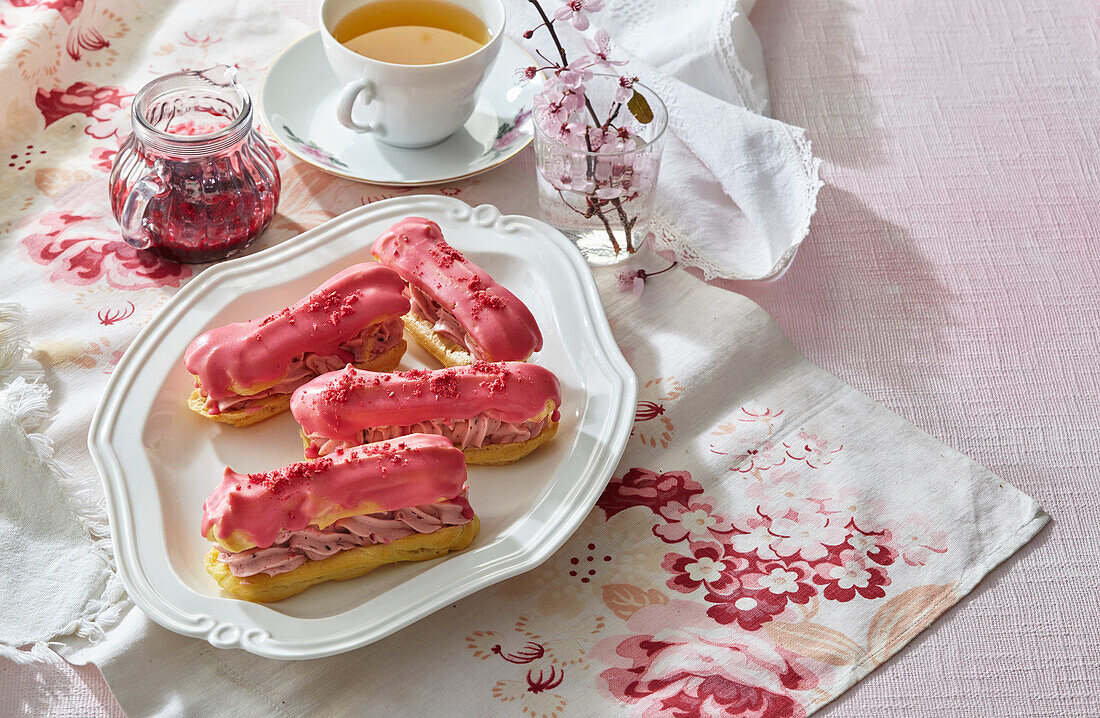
[109,65,280,263]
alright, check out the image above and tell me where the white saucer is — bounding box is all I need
[259,32,541,186]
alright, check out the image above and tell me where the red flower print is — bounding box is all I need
[11,0,84,24]
[844,526,897,566]
[812,549,891,602]
[66,25,109,61]
[740,562,816,607]
[597,467,703,520]
[654,498,734,544]
[662,543,742,595]
[704,586,792,632]
[19,183,191,290]
[35,79,132,141]
[592,600,817,718]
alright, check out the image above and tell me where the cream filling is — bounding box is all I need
[305,412,551,458]
[216,498,471,578]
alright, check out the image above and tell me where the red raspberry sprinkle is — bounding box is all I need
[428,240,467,269]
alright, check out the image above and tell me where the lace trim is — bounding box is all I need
[716,0,769,115]
[0,303,129,664]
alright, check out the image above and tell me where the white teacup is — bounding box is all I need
[320,0,505,148]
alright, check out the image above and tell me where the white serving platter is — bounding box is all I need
[88,196,636,659]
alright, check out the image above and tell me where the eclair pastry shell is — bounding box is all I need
[188,341,406,427]
[206,515,480,602]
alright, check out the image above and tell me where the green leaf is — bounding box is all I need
[627,89,653,124]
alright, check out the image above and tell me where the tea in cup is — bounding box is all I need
[320,0,505,148]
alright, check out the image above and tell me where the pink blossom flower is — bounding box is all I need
[768,512,849,562]
[615,74,635,103]
[553,0,604,31]
[616,269,645,297]
[585,29,626,68]
[516,65,539,85]
[555,57,592,90]
[592,600,818,718]
[654,499,734,543]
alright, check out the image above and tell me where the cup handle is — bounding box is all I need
[120,160,168,250]
[336,79,382,134]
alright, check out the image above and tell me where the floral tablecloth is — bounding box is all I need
[0,0,1052,716]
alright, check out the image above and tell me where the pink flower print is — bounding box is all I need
[593,601,817,718]
[728,516,780,561]
[744,470,822,519]
[89,145,117,172]
[717,437,788,473]
[597,467,703,520]
[844,527,898,567]
[784,430,843,468]
[812,549,891,602]
[768,512,848,562]
[831,487,889,532]
[553,0,604,31]
[892,515,949,566]
[662,543,743,595]
[654,499,734,544]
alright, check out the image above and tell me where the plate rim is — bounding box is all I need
[87,196,636,659]
[258,31,540,187]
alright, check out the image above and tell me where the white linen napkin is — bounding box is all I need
[506,0,823,280]
[0,305,126,663]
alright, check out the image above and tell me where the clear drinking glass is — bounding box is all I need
[534,74,668,265]
[109,65,281,263]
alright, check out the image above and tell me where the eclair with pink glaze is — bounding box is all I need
[372,217,543,366]
[184,263,410,426]
[291,361,562,465]
[201,434,479,602]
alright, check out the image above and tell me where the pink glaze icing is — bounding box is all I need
[290,362,562,442]
[184,263,410,401]
[216,495,473,577]
[200,433,467,551]
[371,217,542,361]
[204,319,404,414]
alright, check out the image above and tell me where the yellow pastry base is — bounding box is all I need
[187,341,406,427]
[205,515,480,602]
[463,420,558,465]
[402,312,473,367]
